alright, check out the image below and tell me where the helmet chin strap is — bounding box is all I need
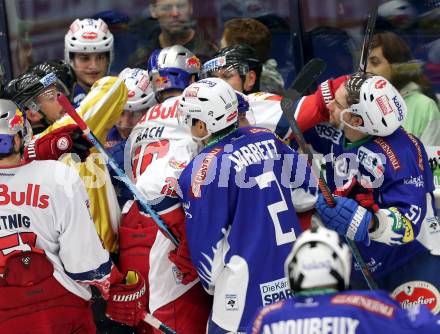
[339,108,365,133]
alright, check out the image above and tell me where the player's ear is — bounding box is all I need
[243,70,256,92]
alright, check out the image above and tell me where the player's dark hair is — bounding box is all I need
[213,44,262,93]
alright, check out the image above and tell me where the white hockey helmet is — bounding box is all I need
[285,226,352,292]
[177,78,238,138]
[0,99,31,155]
[64,18,114,66]
[342,74,406,137]
[119,68,156,111]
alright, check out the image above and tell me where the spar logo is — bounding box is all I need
[392,280,440,314]
[81,31,97,40]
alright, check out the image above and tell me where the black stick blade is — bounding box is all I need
[281,58,326,119]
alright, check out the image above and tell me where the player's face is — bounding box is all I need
[366,46,393,81]
[210,68,244,92]
[116,110,145,139]
[36,86,66,122]
[72,53,109,88]
[327,85,350,128]
[152,0,193,34]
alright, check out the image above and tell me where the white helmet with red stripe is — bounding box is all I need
[64,18,114,66]
[119,68,156,111]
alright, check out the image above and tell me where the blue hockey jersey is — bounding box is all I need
[248,290,440,334]
[179,127,316,332]
[303,124,437,279]
[72,83,87,108]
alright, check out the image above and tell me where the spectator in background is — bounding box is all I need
[128,0,216,68]
[220,18,285,94]
[367,31,440,145]
[64,18,114,108]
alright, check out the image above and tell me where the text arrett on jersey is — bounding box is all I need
[228,138,278,172]
[261,317,359,334]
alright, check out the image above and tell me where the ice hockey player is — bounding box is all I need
[313,73,440,313]
[4,62,127,253]
[201,44,349,141]
[249,226,440,334]
[106,67,156,207]
[120,45,211,333]
[0,99,146,333]
[64,18,114,107]
[105,68,156,150]
[177,77,316,333]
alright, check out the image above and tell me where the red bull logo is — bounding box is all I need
[8,110,24,131]
[186,56,201,69]
[154,76,170,89]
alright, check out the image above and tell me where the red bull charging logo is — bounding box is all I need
[186,56,201,69]
[8,109,24,131]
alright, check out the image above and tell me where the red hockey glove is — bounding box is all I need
[24,124,92,162]
[106,269,147,327]
[314,75,350,119]
[168,237,198,285]
[355,190,379,213]
[334,177,379,213]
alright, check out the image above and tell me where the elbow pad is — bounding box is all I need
[369,208,415,245]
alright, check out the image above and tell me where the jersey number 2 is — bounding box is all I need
[255,171,296,246]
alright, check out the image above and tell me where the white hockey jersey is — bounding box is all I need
[247,92,292,141]
[0,160,111,300]
[127,95,200,313]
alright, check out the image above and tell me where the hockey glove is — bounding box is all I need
[316,193,372,245]
[334,178,379,213]
[355,190,379,213]
[315,75,350,118]
[24,124,92,162]
[106,269,147,327]
[168,237,198,285]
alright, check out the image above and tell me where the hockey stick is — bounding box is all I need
[56,93,179,247]
[359,3,378,73]
[280,59,378,290]
[143,312,177,334]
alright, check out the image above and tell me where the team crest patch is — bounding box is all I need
[225,294,239,311]
[392,280,440,314]
[56,137,70,151]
